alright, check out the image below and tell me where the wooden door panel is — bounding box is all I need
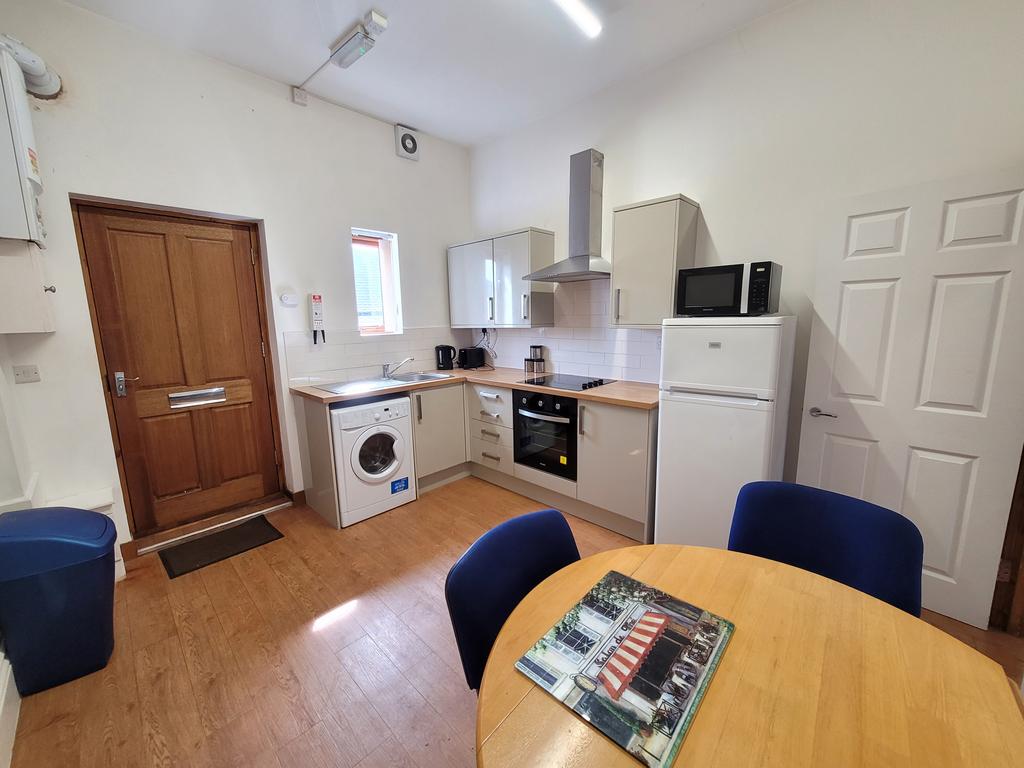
[108,229,186,387]
[79,206,281,536]
[186,237,250,381]
[140,414,201,498]
[208,404,259,482]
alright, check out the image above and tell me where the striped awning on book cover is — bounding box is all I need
[597,611,669,699]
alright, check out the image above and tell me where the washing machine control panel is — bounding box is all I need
[337,398,410,429]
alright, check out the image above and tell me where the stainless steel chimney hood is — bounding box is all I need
[524,148,612,282]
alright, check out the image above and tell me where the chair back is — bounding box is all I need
[729,482,924,616]
[445,509,580,690]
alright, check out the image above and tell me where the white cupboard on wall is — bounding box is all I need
[412,384,467,479]
[0,239,54,333]
[610,195,698,328]
[577,400,658,538]
[448,228,554,329]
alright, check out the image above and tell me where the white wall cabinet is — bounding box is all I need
[610,195,698,328]
[0,239,54,333]
[577,400,657,534]
[412,384,467,478]
[448,228,554,329]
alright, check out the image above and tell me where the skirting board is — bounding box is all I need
[417,464,472,494]
[472,464,646,542]
[0,654,19,768]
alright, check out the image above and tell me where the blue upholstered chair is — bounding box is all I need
[729,482,924,616]
[445,509,581,690]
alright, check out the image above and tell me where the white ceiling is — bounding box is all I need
[66,0,794,145]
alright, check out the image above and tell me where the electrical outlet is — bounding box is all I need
[13,364,40,383]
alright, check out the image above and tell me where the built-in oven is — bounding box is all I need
[513,389,577,481]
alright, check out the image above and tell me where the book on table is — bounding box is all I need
[515,570,733,767]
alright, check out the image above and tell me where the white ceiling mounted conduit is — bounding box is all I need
[0,34,62,98]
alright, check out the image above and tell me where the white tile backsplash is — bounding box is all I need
[284,326,472,384]
[487,282,662,383]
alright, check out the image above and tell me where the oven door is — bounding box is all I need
[514,407,577,481]
[676,264,745,316]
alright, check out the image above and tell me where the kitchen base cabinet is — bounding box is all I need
[577,400,657,539]
[412,384,467,478]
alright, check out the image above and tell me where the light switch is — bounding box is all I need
[13,364,40,384]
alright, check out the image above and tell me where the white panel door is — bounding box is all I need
[447,240,494,327]
[797,167,1024,627]
[492,231,530,327]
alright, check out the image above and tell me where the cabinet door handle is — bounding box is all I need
[481,452,501,462]
[416,394,423,423]
[481,429,500,439]
[579,404,585,435]
[521,293,529,320]
[480,410,501,420]
[479,392,501,400]
[614,288,621,322]
[488,296,494,321]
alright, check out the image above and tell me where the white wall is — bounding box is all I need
[470,0,1024,477]
[1,0,473,543]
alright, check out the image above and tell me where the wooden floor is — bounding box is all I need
[11,476,1024,767]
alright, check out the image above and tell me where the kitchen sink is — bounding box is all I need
[314,379,398,395]
[388,372,454,383]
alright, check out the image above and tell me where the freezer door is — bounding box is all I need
[660,324,781,399]
[654,391,776,548]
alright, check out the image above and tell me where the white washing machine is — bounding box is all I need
[331,396,417,527]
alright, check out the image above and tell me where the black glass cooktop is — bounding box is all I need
[521,374,615,391]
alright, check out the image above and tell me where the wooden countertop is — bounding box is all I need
[289,367,659,410]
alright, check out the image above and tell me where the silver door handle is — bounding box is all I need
[614,288,621,322]
[481,429,500,439]
[479,391,501,400]
[579,404,585,435]
[416,394,423,423]
[809,407,837,418]
[518,408,571,424]
[522,294,529,320]
[481,452,501,462]
[113,371,140,397]
[480,410,501,419]
[168,386,226,409]
[488,296,494,321]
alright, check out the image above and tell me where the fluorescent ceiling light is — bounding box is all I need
[552,0,603,38]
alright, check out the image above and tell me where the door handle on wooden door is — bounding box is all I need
[809,407,837,418]
[113,371,140,397]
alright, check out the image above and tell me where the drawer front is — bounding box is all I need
[467,384,513,427]
[469,421,513,448]
[469,437,513,475]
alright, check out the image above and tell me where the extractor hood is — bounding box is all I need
[524,148,612,282]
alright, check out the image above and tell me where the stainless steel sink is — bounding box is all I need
[314,379,398,395]
[388,372,454,383]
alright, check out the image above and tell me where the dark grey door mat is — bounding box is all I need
[158,516,283,578]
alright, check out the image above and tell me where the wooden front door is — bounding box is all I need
[78,206,281,536]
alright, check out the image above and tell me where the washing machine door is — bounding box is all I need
[350,425,405,484]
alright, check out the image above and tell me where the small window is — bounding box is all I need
[351,229,403,336]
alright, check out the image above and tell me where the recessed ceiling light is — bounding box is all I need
[552,0,603,39]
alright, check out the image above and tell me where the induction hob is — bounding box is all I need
[520,374,615,391]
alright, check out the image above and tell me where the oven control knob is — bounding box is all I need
[522,397,527,404]
[595,379,604,385]
[554,403,561,410]
[583,382,591,389]
[537,400,544,407]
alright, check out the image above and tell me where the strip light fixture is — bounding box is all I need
[552,0,603,38]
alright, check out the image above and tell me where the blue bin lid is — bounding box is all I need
[0,507,116,581]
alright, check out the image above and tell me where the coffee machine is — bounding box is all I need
[435,345,456,370]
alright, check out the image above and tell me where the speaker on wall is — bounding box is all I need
[395,124,419,161]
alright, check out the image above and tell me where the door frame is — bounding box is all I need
[70,194,287,537]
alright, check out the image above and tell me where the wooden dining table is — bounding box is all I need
[476,545,1024,767]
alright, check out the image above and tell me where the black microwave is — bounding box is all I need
[675,261,782,317]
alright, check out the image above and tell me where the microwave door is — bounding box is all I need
[676,264,744,316]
